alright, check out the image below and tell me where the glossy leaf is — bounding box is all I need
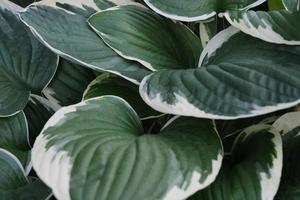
[32,96,223,200]
[0,1,58,116]
[20,0,150,84]
[88,5,202,71]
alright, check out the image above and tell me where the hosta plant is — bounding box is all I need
[0,0,299,199]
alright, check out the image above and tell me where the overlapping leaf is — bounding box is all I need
[88,5,202,71]
[20,0,150,84]
[142,0,266,22]
[0,1,58,116]
[32,96,223,200]
[0,149,51,200]
[190,124,282,200]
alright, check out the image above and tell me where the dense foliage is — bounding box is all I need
[0,0,299,199]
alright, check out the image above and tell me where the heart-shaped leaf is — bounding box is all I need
[272,112,300,200]
[140,27,300,119]
[32,96,223,200]
[224,10,300,45]
[0,112,31,172]
[0,1,58,116]
[20,0,150,84]
[0,149,51,200]
[142,0,266,22]
[190,124,282,200]
[83,73,161,119]
[44,59,95,108]
[88,5,202,71]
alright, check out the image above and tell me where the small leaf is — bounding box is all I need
[32,96,223,200]
[88,5,202,71]
[83,73,161,119]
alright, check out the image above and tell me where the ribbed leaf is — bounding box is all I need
[20,0,150,84]
[190,124,282,200]
[283,0,299,11]
[273,112,300,200]
[0,112,30,171]
[142,0,266,22]
[83,73,161,119]
[24,95,56,146]
[88,5,202,71]
[0,1,58,116]
[44,59,95,108]
[224,10,300,45]
[32,96,223,200]
[0,149,51,200]
[140,27,300,119]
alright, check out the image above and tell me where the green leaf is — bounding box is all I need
[143,0,266,22]
[20,0,150,84]
[0,112,31,172]
[24,95,56,146]
[0,149,51,200]
[272,112,300,200]
[83,73,161,119]
[190,124,282,200]
[32,96,223,200]
[88,5,202,71]
[282,0,299,11]
[0,1,58,116]
[140,27,300,119]
[44,59,95,108]
[224,10,300,45]
[268,0,285,10]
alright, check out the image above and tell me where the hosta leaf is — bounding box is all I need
[283,0,299,11]
[0,149,51,200]
[44,59,95,108]
[272,112,300,199]
[140,27,300,119]
[0,112,30,172]
[24,95,56,146]
[143,0,266,22]
[191,124,282,200]
[83,73,161,119]
[224,10,300,45]
[88,5,202,71]
[20,0,150,84]
[32,96,223,200]
[0,1,58,116]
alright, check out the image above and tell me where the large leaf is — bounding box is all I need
[20,0,150,84]
[0,112,31,172]
[88,5,202,71]
[273,112,300,200]
[32,96,223,200]
[24,95,56,146]
[190,124,282,200]
[0,1,58,116]
[140,27,300,119]
[143,0,266,22]
[224,10,300,45]
[0,149,51,200]
[44,59,95,108]
[83,73,161,119]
